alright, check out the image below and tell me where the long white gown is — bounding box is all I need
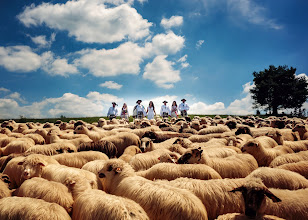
[147,107,155,120]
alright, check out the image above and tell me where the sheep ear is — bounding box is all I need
[38,162,46,167]
[115,167,122,174]
[265,189,281,203]
[230,186,244,193]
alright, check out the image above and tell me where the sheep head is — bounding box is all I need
[235,126,252,136]
[140,137,153,152]
[230,178,281,218]
[177,147,203,164]
[17,155,47,179]
[241,140,259,153]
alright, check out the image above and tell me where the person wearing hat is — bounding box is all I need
[179,98,190,117]
[107,102,118,120]
[160,101,171,118]
[133,100,147,120]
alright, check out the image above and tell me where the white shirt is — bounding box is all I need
[160,104,171,116]
[134,104,147,116]
[107,107,118,117]
[179,102,190,111]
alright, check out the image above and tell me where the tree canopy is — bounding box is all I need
[250,65,308,115]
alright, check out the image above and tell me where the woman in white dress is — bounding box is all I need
[147,101,156,120]
[171,101,178,118]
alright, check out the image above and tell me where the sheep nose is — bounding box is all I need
[23,171,30,179]
[98,173,106,178]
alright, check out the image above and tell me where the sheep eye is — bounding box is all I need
[107,165,113,172]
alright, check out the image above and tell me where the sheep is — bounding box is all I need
[246,167,308,190]
[188,133,224,143]
[198,125,231,135]
[24,133,45,145]
[0,197,71,220]
[48,129,92,147]
[158,151,181,163]
[235,126,275,137]
[78,139,118,158]
[178,147,258,178]
[292,124,308,140]
[142,130,192,143]
[119,145,142,162]
[136,163,222,181]
[2,156,25,188]
[0,136,16,147]
[167,143,187,154]
[0,139,35,156]
[51,151,109,168]
[241,140,293,167]
[269,150,308,167]
[17,177,74,214]
[97,118,107,127]
[26,142,77,156]
[98,159,208,220]
[101,132,141,157]
[227,134,254,148]
[230,177,308,220]
[64,176,149,220]
[59,122,74,130]
[74,125,105,142]
[265,129,300,145]
[216,213,285,220]
[276,161,308,178]
[0,174,11,198]
[156,177,245,220]
[282,140,308,152]
[129,148,172,171]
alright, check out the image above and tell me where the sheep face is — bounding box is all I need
[177,148,203,164]
[140,138,152,152]
[235,127,252,135]
[18,159,45,179]
[74,125,86,134]
[231,183,281,218]
[265,130,283,145]
[241,141,258,153]
[292,124,307,134]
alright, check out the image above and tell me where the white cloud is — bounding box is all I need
[18,1,152,44]
[0,91,124,119]
[147,31,185,56]
[100,81,123,90]
[227,0,283,30]
[196,40,204,49]
[242,81,255,94]
[41,52,78,77]
[177,54,189,68]
[30,33,56,47]
[297,73,308,82]
[190,101,225,114]
[143,55,181,89]
[0,46,41,72]
[76,42,143,77]
[161,16,183,29]
[6,92,27,104]
[0,88,10,93]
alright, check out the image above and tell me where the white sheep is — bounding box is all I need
[25,142,77,155]
[136,162,222,181]
[97,159,208,220]
[24,133,45,145]
[51,151,109,168]
[269,150,308,167]
[198,125,231,135]
[282,140,308,152]
[241,140,293,166]
[118,145,142,162]
[0,139,34,156]
[230,177,308,220]
[64,176,149,220]
[0,197,71,220]
[17,177,74,214]
[276,161,308,178]
[178,147,258,178]
[265,129,300,145]
[292,124,308,140]
[246,167,308,190]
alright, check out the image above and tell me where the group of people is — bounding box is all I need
[107,99,190,120]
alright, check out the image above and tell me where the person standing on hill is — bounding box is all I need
[133,100,147,120]
[147,101,156,120]
[179,99,189,117]
[107,102,118,120]
[160,101,171,118]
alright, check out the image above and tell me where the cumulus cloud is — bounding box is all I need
[30,33,56,47]
[0,88,10,93]
[100,81,123,90]
[0,91,123,119]
[297,73,308,81]
[196,40,204,49]
[6,92,27,104]
[143,55,181,89]
[18,1,152,44]
[0,46,41,72]
[76,42,143,77]
[41,52,78,77]
[190,102,225,114]
[161,16,183,29]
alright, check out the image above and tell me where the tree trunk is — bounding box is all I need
[273,106,278,115]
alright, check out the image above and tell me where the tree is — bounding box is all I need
[250,65,308,115]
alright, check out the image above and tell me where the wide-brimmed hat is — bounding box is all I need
[162,100,168,103]
[112,102,118,105]
[181,99,186,102]
[136,100,142,103]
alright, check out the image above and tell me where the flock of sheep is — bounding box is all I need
[0,115,308,220]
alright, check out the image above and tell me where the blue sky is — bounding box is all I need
[0,0,307,118]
